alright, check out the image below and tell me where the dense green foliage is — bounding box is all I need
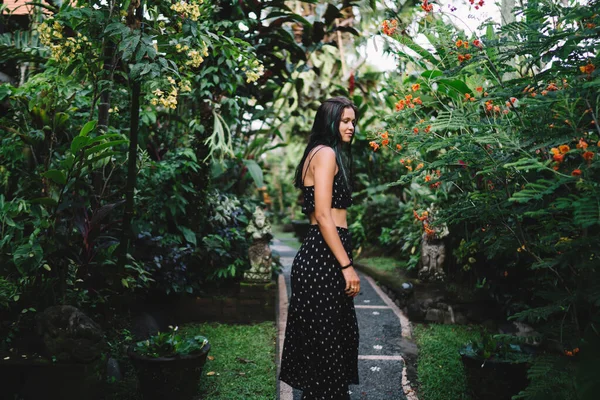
[369,1,600,398]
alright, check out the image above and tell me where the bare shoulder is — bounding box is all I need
[310,145,336,163]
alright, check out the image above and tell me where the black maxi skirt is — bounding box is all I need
[279,225,359,400]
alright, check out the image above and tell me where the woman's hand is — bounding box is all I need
[342,267,360,297]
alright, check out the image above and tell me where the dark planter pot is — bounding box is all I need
[128,343,211,400]
[461,354,530,400]
[291,220,311,242]
[0,357,105,400]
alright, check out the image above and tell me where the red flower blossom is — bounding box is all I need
[571,169,582,177]
[381,19,398,36]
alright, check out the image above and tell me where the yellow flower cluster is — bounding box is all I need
[242,60,265,83]
[175,43,190,53]
[150,87,178,110]
[37,20,91,63]
[185,44,209,68]
[170,0,203,22]
[178,79,192,92]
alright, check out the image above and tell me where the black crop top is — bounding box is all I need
[300,147,353,215]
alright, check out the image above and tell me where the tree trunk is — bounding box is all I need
[501,0,516,25]
[116,2,144,274]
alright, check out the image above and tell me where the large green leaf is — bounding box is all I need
[42,169,67,185]
[243,159,264,188]
[79,120,97,137]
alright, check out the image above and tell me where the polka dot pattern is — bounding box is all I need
[301,172,352,215]
[279,226,359,399]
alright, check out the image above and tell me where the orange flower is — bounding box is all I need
[541,90,548,95]
[407,102,415,109]
[396,144,403,151]
[476,86,483,92]
[576,139,588,150]
[463,41,469,49]
[424,125,431,133]
[412,84,421,92]
[406,165,413,171]
[530,92,537,97]
[416,163,424,170]
[552,164,560,171]
[583,151,595,161]
[547,83,558,91]
[421,0,433,12]
[425,175,432,182]
[405,94,413,101]
[485,100,493,111]
[571,169,582,177]
[369,141,380,151]
[458,54,465,63]
[456,39,464,48]
[413,97,423,105]
[413,127,419,134]
[559,145,570,154]
[382,139,390,146]
[493,105,501,113]
[395,99,406,111]
[579,62,595,75]
[465,93,471,100]
[550,148,560,155]
[574,347,580,354]
[465,53,472,60]
[553,153,565,162]
[424,223,436,238]
[381,19,398,36]
[381,131,389,139]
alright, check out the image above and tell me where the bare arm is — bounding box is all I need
[310,147,360,296]
[311,147,352,266]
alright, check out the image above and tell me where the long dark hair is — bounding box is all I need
[293,96,358,191]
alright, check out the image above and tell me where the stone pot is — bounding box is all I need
[128,343,211,400]
[461,353,530,400]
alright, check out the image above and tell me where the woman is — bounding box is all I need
[279,97,360,400]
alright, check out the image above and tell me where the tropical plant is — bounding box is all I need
[368,0,599,398]
[131,325,208,358]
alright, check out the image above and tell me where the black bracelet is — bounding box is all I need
[341,262,353,270]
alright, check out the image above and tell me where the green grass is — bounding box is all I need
[413,324,482,400]
[183,322,277,400]
[358,256,407,272]
[110,321,277,400]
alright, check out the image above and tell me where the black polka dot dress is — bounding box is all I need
[279,225,359,399]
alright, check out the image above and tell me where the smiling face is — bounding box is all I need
[339,107,356,143]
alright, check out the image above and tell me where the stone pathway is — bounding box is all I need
[273,237,418,400]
